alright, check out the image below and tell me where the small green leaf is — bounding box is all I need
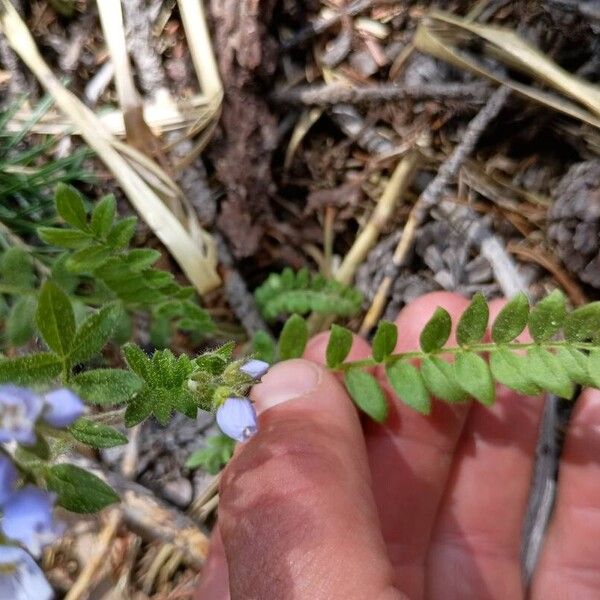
[124,394,153,427]
[564,303,600,343]
[420,308,452,353]
[46,464,119,513]
[37,227,92,249]
[185,434,235,474]
[1,248,36,288]
[252,330,277,364]
[278,314,308,360]
[421,356,468,402]
[386,361,430,414]
[69,419,128,448]
[528,290,566,342]
[457,292,488,346]
[372,321,397,362]
[491,292,529,344]
[527,346,574,399]
[0,353,62,384]
[37,281,76,356]
[71,369,142,405]
[326,324,353,368]
[55,183,88,230]
[587,351,600,389]
[7,296,37,346]
[557,347,595,387]
[20,435,50,461]
[489,348,541,396]
[106,217,137,249]
[69,303,120,364]
[66,245,112,272]
[90,195,116,237]
[344,369,388,422]
[455,352,495,406]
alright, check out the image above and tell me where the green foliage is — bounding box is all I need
[255,267,363,321]
[186,434,236,474]
[71,369,142,406]
[344,369,388,422]
[329,292,600,420]
[46,464,119,513]
[278,314,308,360]
[37,281,76,357]
[252,330,277,363]
[69,419,128,448]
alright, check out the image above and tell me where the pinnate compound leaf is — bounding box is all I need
[326,324,353,368]
[457,293,488,346]
[420,307,452,353]
[455,352,495,406]
[372,321,397,362]
[344,369,388,422]
[278,314,308,360]
[528,290,566,342]
[71,369,142,405]
[421,356,468,402]
[564,303,600,343]
[491,292,529,344]
[557,347,595,387]
[69,303,120,364]
[69,419,128,448]
[527,346,574,399]
[55,183,88,230]
[47,464,119,513]
[37,281,75,356]
[490,348,541,396]
[386,361,430,414]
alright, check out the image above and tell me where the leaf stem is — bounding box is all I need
[336,340,598,371]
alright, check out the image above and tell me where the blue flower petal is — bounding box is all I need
[216,397,258,442]
[0,455,17,506]
[43,389,85,428]
[240,359,270,380]
[0,386,43,445]
[0,545,53,600]
[1,487,63,558]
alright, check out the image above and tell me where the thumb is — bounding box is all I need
[218,359,402,600]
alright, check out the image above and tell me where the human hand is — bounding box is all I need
[196,292,600,600]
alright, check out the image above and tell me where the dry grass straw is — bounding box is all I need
[0,0,222,295]
[415,10,600,128]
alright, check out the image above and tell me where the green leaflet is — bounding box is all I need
[491,292,529,344]
[55,183,88,230]
[421,356,468,403]
[528,290,566,342]
[527,346,574,399]
[457,293,488,346]
[344,369,388,422]
[326,325,353,368]
[71,369,142,405]
[455,352,495,406]
[372,321,397,363]
[69,419,128,448]
[490,348,541,396]
[564,303,600,343]
[37,281,75,357]
[420,308,452,353]
[386,360,430,414]
[186,434,235,474]
[279,314,308,360]
[0,353,62,384]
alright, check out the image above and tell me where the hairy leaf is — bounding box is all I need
[278,314,308,360]
[564,303,600,343]
[386,361,430,414]
[69,303,120,364]
[47,464,119,513]
[37,227,92,249]
[420,308,452,353]
[252,330,277,364]
[37,281,75,356]
[71,369,142,405]
[527,346,574,399]
[491,292,529,344]
[7,296,37,346]
[55,183,88,230]
[490,348,541,396]
[557,347,595,387]
[344,369,388,422]
[0,353,62,384]
[457,292,488,346]
[528,290,566,342]
[455,352,495,406]
[372,321,397,362]
[421,356,468,402]
[69,419,128,448]
[326,324,353,367]
[90,195,116,237]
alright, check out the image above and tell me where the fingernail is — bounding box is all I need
[250,359,321,414]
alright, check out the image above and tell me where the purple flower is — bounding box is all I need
[42,389,84,428]
[216,397,258,442]
[0,455,17,505]
[1,487,64,558]
[0,386,43,445]
[240,359,270,380]
[0,546,53,600]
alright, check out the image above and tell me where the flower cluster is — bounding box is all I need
[215,360,268,442]
[0,385,85,600]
